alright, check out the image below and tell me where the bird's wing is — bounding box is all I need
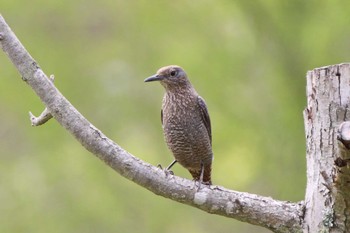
[197,96,212,144]
[161,108,163,125]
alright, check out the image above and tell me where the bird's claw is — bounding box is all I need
[194,179,211,191]
[157,164,174,176]
[165,170,174,176]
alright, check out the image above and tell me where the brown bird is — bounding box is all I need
[145,65,213,184]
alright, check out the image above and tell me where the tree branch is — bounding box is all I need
[337,121,350,150]
[0,15,304,233]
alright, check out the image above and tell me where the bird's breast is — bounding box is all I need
[161,93,212,168]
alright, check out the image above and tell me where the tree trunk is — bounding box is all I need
[304,63,350,232]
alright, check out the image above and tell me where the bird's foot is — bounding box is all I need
[157,164,174,176]
[194,179,202,191]
[201,181,212,186]
[193,179,211,191]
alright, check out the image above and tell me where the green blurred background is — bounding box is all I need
[1,1,349,232]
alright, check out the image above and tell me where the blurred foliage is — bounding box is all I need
[1,1,350,232]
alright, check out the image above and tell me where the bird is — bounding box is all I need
[144,65,213,185]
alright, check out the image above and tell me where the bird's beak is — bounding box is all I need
[144,74,164,82]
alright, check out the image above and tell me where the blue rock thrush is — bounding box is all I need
[145,65,213,184]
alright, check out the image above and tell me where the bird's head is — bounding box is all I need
[144,65,191,90]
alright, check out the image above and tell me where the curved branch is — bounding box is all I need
[0,15,304,233]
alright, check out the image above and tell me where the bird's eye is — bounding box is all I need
[170,70,177,77]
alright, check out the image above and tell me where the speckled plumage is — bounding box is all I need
[145,65,213,184]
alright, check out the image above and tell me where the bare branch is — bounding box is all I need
[337,121,350,149]
[0,15,304,233]
[28,74,54,126]
[29,107,52,126]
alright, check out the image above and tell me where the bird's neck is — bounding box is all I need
[167,85,197,97]
[164,85,198,107]
[164,82,195,93]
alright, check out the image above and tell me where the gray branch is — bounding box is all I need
[29,107,52,126]
[0,15,304,233]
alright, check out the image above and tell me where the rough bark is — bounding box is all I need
[304,64,350,232]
